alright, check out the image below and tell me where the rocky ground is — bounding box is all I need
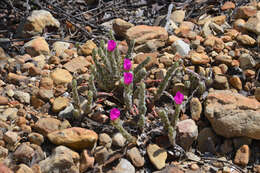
[0,0,260,172]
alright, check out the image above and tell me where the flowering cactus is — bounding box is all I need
[124,58,132,71]
[124,72,133,85]
[107,40,116,52]
[172,91,184,128]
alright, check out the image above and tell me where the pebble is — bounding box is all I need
[94,146,110,164]
[113,158,135,173]
[99,133,112,148]
[127,147,145,167]
[190,97,202,121]
[171,10,185,24]
[0,96,9,105]
[79,40,97,56]
[14,91,30,104]
[112,132,126,148]
[24,37,50,56]
[80,149,94,172]
[229,76,242,90]
[172,39,190,57]
[113,18,134,38]
[13,143,35,163]
[16,164,33,173]
[234,145,250,166]
[34,117,65,136]
[3,131,19,145]
[50,68,73,85]
[197,127,219,154]
[239,53,256,70]
[52,96,69,113]
[237,34,256,45]
[221,1,235,10]
[28,132,44,146]
[147,144,167,170]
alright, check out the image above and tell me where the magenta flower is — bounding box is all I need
[124,72,133,85]
[174,91,184,105]
[110,108,120,121]
[107,40,116,52]
[124,58,132,71]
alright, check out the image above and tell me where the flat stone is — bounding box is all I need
[47,127,98,150]
[3,131,19,144]
[113,18,134,38]
[134,52,159,70]
[19,10,60,37]
[24,37,50,57]
[244,12,260,35]
[127,147,145,167]
[147,144,167,170]
[236,6,257,19]
[204,35,224,52]
[51,68,73,85]
[126,25,168,45]
[79,40,97,56]
[64,56,91,73]
[39,146,80,173]
[215,53,233,66]
[237,34,256,45]
[112,132,126,148]
[13,143,35,163]
[170,10,185,24]
[205,90,260,139]
[52,41,70,57]
[52,96,69,113]
[239,53,256,70]
[80,149,94,172]
[213,75,229,89]
[229,76,242,90]
[190,51,210,65]
[0,96,9,105]
[34,117,65,136]
[7,73,27,84]
[190,97,202,121]
[14,91,30,104]
[176,119,198,151]
[221,1,235,10]
[172,39,190,57]
[28,132,44,146]
[113,158,135,173]
[234,145,250,166]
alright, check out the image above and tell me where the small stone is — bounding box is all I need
[80,150,94,172]
[14,91,30,104]
[24,37,50,57]
[52,96,69,113]
[34,117,65,136]
[16,164,33,173]
[40,77,53,90]
[94,146,109,164]
[79,40,97,56]
[7,73,27,84]
[0,96,9,105]
[112,132,126,148]
[234,145,250,166]
[223,166,231,173]
[2,108,18,121]
[99,133,112,148]
[147,144,167,170]
[221,1,235,10]
[52,41,70,57]
[213,75,229,89]
[153,165,184,173]
[113,18,134,38]
[0,146,8,159]
[255,87,260,101]
[204,35,224,52]
[190,97,202,121]
[13,143,35,163]
[215,54,233,66]
[113,158,135,173]
[229,76,242,90]
[239,53,256,70]
[51,68,72,85]
[190,163,200,171]
[172,39,190,57]
[253,165,260,173]
[47,127,98,150]
[190,52,210,65]
[177,119,198,151]
[236,6,257,19]
[171,10,185,24]
[209,22,224,34]
[237,34,256,46]
[63,56,91,73]
[30,95,45,109]
[38,89,53,101]
[28,132,44,146]
[134,52,159,70]
[33,54,46,69]
[127,147,145,167]
[244,12,260,35]
[3,131,18,144]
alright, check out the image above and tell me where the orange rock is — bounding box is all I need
[234,145,250,166]
[229,76,242,90]
[236,6,257,19]
[221,1,235,10]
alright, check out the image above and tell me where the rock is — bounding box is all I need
[171,10,185,24]
[0,96,9,105]
[52,96,69,113]
[134,52,159,70]
[126,25,168,45]
[47,127,98,150]
[244,12,260,35]
[135,39,165,52]
[234,145,250,166]
[176,119,198,151]
[79,40,97,56]
[2,108,18,121]
[209,22,224,34]
[13,143,35,163]
[127,147,145,167]
[24,37,50,57]
[52,41,70,57]
[51,68,73,85]
[58,103,74,119]
[254,165,260,173]
[237,34,256,45]
[205,90,260,139]
[64,56,91,73]
[221,1,235,10]
[238,53,256,70]
[33,54,46,69]
[204,35,224,52]
[197,127,219,154]
[202,21,212,37]
[7,73,27,84]
[34,117,65,136]
[190,97,202,121]
[153,165,184,173]
[112,132,126,148]
[39,146,80,173]
[99,133,112,148]
[190,51,210,65]
[213,75,229,89]
[255,87,260,101]
[94,146,109,164]
[16,164,33,173]
[19,10,60,37]
[14,91,30,104]
[236,6,257,19]
[38,88,53,101]
[28,132,44,146]
[40,77,54,90]
[3,131,19,145]
[30,95,45,109]
[28,66,42,76]
[0,146,8,159]
[215,53,233,66]
[113,18,134,38]
[147,144,167,170]
[172,39,190,57]
[0,163,13,173]
[80,150,94,172]
[229,76,242,90]
[112,158,135,173]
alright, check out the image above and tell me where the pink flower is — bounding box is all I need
[174,91,184,105]
[123,58,132,71]
[107,40,116,52]
[110,108,120,120]
[124,72,133,85]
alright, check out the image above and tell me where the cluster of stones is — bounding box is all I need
[0,1,260,172]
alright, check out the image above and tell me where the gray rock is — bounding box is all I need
[58,103,74,119]
[172,39,190,57]
[99,133,112,148]
[94,146,110,165]
[239,53,256,70]
[112,133,126,148]
[14,91,30,104]
[112,158,135,173]
[127,147,145,167]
